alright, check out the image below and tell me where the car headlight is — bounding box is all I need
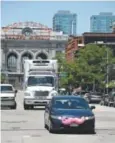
[48,91,58,98]
[51,115,70,120]
[51,93,58,96]
[51,115,95,120]
[24,93,31,96]
[51,115,63,120]
[85,116,95,120]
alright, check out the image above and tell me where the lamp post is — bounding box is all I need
[105,21,114,94]
[96,41,109,94]
[106,46,109,94]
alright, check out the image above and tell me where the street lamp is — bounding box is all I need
[106,46,109,94]
[96,41,109,94]
[105,21,115,94]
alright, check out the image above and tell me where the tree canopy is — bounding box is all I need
[0,73,6,83]
[56,44,115,91]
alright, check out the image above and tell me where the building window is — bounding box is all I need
[36,53,47,59]
[7,53,18,72]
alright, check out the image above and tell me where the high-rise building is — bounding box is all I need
[53,10,77,35]
[90,12,115,33]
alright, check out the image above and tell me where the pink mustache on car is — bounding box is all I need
[61,117,85,125]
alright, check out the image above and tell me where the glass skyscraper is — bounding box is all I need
[90,12,115,33]
[53,11,77,35]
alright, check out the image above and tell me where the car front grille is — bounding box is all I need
[34,91,49,100]
[34,91,49,98]
[0,97,14,101]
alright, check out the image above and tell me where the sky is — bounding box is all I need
[1,1,115,35]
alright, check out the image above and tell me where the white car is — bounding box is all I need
[0,84,17,109]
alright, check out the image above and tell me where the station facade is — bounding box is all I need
[1,22,68,87]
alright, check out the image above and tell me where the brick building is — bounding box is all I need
[66,32,115,62]
[65,36,84,61]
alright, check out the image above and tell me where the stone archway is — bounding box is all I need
[7,52,18,72]
[36,52,48,60]
[21,52,33,72]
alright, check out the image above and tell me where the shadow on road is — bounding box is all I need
[1,107,16,110]
[51,130,96,135]
[1,128,46,132]
[25,108,45,111]
[1,107,45,111]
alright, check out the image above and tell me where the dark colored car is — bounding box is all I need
[44,96,95,133]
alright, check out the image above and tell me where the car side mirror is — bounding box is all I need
[90,106,95,110]
[15,90,18,94]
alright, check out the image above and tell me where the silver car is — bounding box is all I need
[85,92,102,103]
[0,84,17,109]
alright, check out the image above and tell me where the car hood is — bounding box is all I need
[26,86,54,92]
[0,93,15,97]
[51,108,94,117]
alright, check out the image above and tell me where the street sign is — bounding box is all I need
[59,72,68,77]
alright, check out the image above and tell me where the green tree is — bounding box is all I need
[74,44,115,90]
[0,73,6,83]
[53,52,66,71]
[53,53,73,87]
[53,44,115,91]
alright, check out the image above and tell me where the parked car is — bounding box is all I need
[44,95,95,133]
[100,94,109,106]
[58,88,67,95]
[85,92,102,103]
[72,90,88,96]
[108,92,115,107]
[113,94,115,108]
[0,84,17,109]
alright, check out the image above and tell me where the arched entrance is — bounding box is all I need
[7,53,18,72]
[21,52,33,72]
[36,52,47,60]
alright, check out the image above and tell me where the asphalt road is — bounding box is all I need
[1,91,115,143]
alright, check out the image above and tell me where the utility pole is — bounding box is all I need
[106,45,109,94]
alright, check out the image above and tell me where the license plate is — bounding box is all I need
[70,124,78,127]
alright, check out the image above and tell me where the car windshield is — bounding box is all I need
[0,85,13,93]
[52,98,90,110]
[27,76,54,87]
